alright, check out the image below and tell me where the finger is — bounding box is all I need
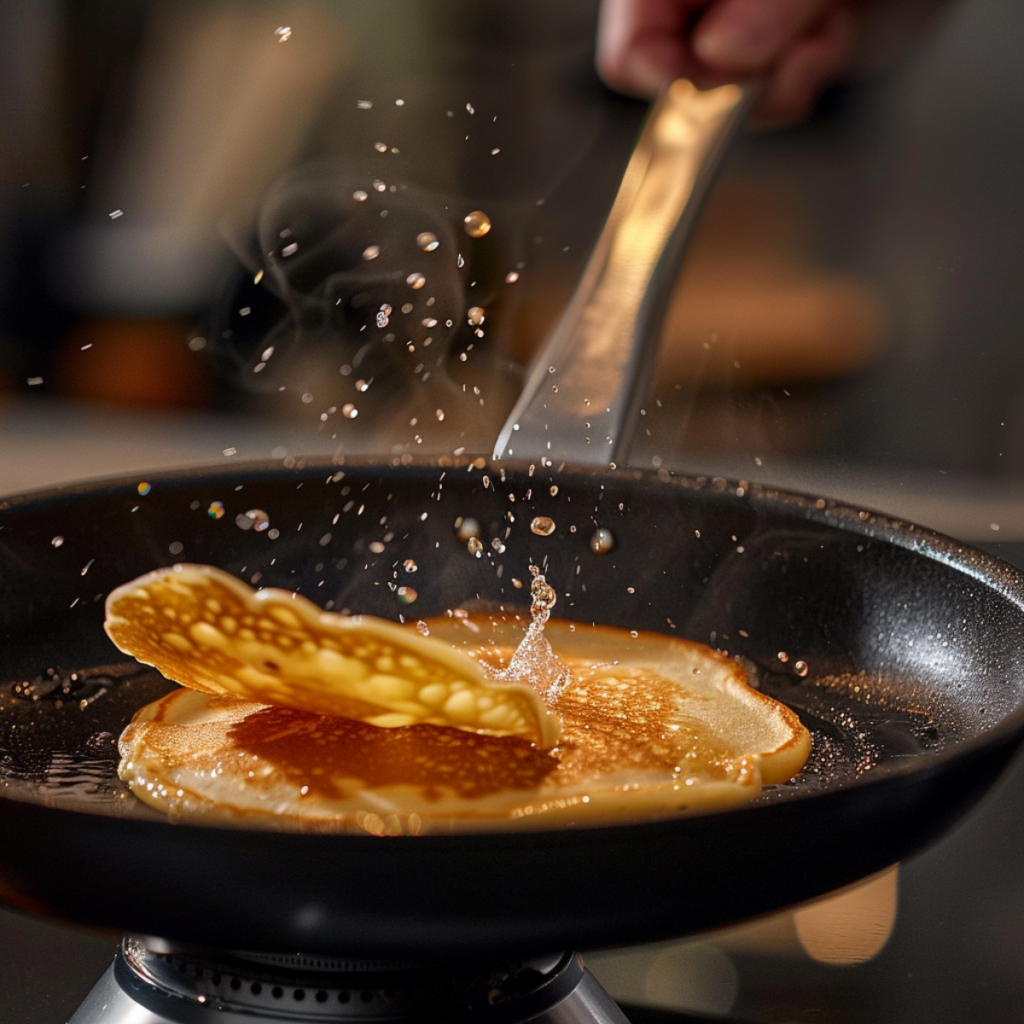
[693,0,836,71]
[753,6,856,127]
[596,0,709,97]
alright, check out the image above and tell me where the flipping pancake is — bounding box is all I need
[109,566,811,833]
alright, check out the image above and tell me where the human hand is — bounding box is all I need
[597,0,925,126]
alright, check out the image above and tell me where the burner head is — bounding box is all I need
[70,939,620,1024]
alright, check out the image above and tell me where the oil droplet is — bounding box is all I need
[236,509,270,532]
[362,245,380,260]
[777,651,790,664]
[417,232,439,251]
[590,528,614,554]
[531,516,556,537]
[463,211,492,238]
[794,660,809,677]
[207,501,225,520]
[467,537,484,557]
[397,586,418,604]
[455,517,481,541]
[467,306,485,326]
[505,271,519,283]
[342,403,358,419]
[137,482,151,496]
[51,536,64,548]
[353,190,368,202]
[406,273,426,290]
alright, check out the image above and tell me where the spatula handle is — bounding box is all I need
[493,79,755,467]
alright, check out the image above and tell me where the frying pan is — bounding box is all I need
[2,458,1024,960]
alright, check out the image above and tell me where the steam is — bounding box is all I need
[215,160,523,451]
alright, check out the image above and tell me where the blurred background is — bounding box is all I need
[3,0,1024,1021]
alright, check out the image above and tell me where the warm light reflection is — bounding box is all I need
[793,866,899,965]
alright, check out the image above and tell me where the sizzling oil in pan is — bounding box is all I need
[0,654,964,823]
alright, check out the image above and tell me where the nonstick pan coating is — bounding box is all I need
[2,459,1024,959]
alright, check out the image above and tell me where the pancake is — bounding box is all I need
[111,569,811,832]
[105,564,558,747]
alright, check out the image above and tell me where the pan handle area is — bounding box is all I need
[493,79,756,467]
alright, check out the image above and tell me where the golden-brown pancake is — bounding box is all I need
[105,565,558,747]
[114,584,811,832]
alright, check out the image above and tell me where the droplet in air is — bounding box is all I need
[455,517,481,541]
[207,501,225,520]
[353,190,368,202]
[531,516,556,537]
[467,306,485,326]
[51,536,64,548]
[253,270,264,284]
[417,232,439,251]
[342,403,358,419]
[777,651,790,664]
[467,537,484,557]
[505,271,520,283]
[373,179,387,192]
[794,660,809,677]
[137,482,151,496]
[362,245,381,260]
[357,100,373,110]
[590,528,614,554]
[416,620,430,635]
[463,211,491,238]
[397,586,418,604]
[376,311,389,328]
[236,509,270,532]
[403,559,418,573]
[406,272,426,290]
[549,485,559,496]
[275,25,292,42]
[374,142,388,153]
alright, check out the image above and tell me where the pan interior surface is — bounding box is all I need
[2,459,1024,955]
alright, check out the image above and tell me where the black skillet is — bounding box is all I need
[2,457,1024,960]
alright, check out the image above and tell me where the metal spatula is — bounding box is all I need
[493,79,754,467]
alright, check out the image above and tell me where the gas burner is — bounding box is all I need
[70,939,629,1024]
